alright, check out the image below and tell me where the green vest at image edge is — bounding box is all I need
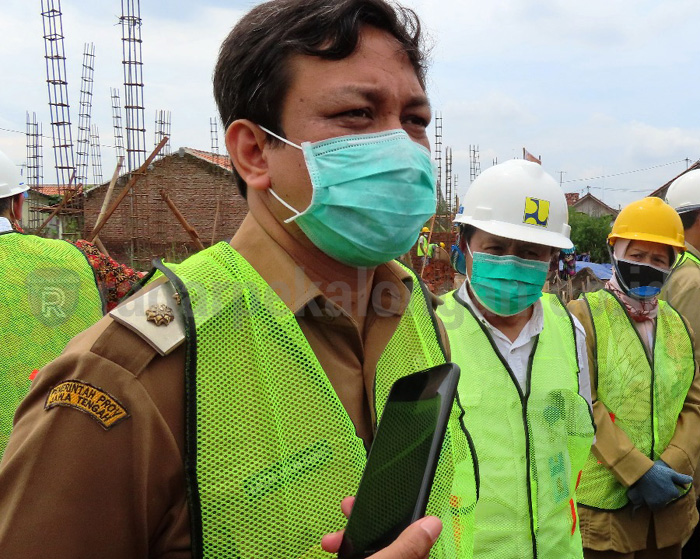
[438,291,595,559]
[0,232,104,455]
[158,242,478,559]
[576,289,695,510]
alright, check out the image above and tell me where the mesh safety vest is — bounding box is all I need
[680,250,700,267]
[577,289,695,510]
[418,235,428,256]
[0,232,103,455]
[158,243,478,559]
[438,291,595,559]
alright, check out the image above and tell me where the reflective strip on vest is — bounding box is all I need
[163,243,477,559]
[438,291,594,559]
[0,232,103,455]
[681,251,700,267]
[577,289,694,510]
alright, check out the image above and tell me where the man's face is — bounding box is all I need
[263,25,431,226]
[462,228,553,279]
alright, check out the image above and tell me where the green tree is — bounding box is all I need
[568,208,614,263]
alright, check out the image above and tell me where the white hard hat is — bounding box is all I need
[665,169,700,214]
[454,159,573,249]
[0,149,28,199]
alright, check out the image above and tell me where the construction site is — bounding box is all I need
[24,1,697,300]
[22,0,467,293]
[24,1,245,269]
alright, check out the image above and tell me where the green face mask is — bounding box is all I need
[467,249,550,316]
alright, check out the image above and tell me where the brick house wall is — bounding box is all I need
[83,149,247,269]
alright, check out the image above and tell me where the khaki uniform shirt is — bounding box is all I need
[661,242,700,367]
[567,297,700,552]
[0,213,449,558]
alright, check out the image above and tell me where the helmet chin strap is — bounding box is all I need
[9,197,20,229]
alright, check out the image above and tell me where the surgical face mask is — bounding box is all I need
[260,126,437,267]
[466,246,550,316]
[613,257,670,299]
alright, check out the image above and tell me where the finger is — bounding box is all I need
[341,496,355,519]
[373,516,442,559]
[671,472,693,485]
[320,529,344,553]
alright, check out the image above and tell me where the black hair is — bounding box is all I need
[213,0,427,198]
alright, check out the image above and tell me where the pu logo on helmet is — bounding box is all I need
[523,197,550,227]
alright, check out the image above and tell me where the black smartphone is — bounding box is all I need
[338,362,461,559]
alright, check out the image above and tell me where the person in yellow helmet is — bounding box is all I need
[567,197,700,558]
[417,225,430,265]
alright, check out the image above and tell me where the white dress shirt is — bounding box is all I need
[457,281,593,411]
[0,216,13,233]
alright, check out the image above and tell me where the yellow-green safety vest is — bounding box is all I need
[576,289,695,510]
[0,232,104,455]
[438,290,595,559]
[418,234,429,256]
[155,242,478,559]
[680,250,700,267]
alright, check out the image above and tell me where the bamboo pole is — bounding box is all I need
[159,189,205,251]
[210,184,224,246]
[90,156,124,256]
[87,137,168,242]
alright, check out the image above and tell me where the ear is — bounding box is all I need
[225,120,270,192]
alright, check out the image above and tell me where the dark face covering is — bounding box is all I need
[613,258,671,299]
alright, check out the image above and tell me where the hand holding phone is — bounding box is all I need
[337,363,460,559]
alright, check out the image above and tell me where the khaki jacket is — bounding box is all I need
[568,297,700,552]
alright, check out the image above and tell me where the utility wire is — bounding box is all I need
[562,159,688,183]
[0,124,118,150]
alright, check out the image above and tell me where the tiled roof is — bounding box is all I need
[565,192,580,206]
[30,185,83,196]
[186,148,232,171]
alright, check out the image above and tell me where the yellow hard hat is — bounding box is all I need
[440,242,445,248]
[421,227,430,233]
[608,197,685,250]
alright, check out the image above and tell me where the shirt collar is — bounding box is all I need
[456,280,544,347]
[230,213,412,319]
[0,217,13,234]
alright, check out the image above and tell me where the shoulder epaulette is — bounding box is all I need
[109,281,185,356]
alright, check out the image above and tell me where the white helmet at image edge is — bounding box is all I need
[665,169,700,214]
[454,159,573,249]
[0,149,28,199]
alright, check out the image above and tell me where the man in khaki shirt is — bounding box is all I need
[661,169,700,558]
[0,0,456,557]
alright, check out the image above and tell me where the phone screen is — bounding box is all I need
[338,363,459,558]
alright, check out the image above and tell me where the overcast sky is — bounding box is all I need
[1,0,698,210]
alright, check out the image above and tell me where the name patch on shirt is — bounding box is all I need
[45,380,130,430]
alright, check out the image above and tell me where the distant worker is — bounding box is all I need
[438,159,596,558]
[569,197,700,559]
[431,241,450,262]
[661,169,700,559]
[0,148,142,455]
[417,225,430,265]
